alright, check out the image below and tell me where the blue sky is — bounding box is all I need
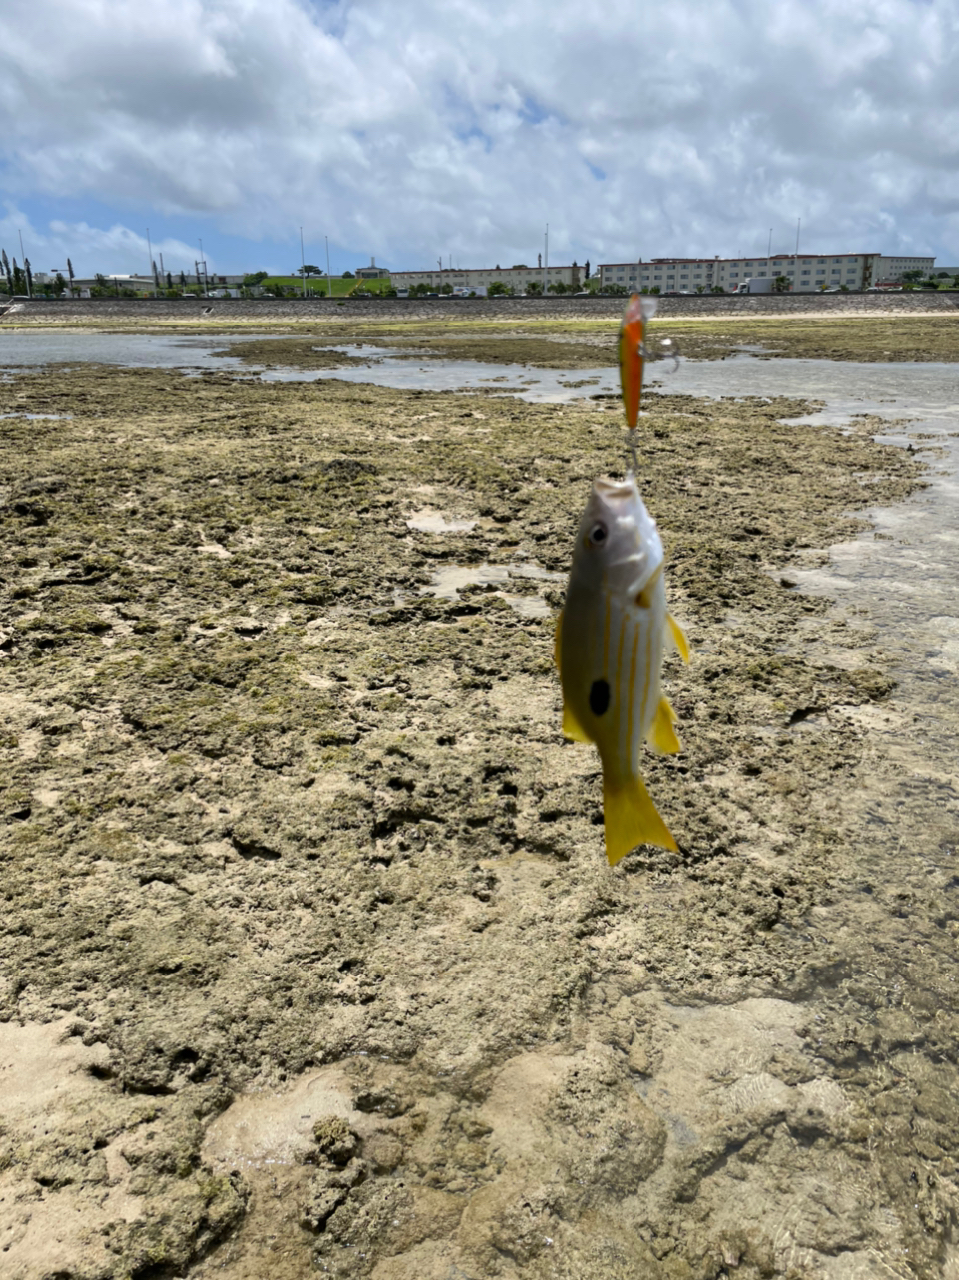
[1,0,957,277]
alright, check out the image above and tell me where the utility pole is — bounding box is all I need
[543,224,548,294]
[18,229,31,298]
[794,217,800,292]
[198,239,206,295]
[325,235,331,297]
[300,226,307,297]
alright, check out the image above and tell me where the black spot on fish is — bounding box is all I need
[589,679,610,717]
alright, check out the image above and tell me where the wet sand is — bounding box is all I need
[1,315,958,1279]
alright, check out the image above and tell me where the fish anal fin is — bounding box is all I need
[668,613,690,664]
[562,701,592,744]
[603,773,678,865]
[648,696,681,755]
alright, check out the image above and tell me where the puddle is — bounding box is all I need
[0,330,272,372]
[405,510,477,533]
[260,351,625,402]
[0,411,72,420]
[422,560,565,619]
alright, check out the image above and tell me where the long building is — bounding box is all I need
[598,253,936,293]
[390,262,583,293]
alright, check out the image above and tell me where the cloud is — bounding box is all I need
[1,0,957,268]
[0,206,203,277]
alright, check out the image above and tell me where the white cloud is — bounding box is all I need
[0,206,203,277]
[1,0,958,268]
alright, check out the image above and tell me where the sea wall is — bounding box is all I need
[1,290,957,326]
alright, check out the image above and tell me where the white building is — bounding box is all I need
[871,255,936,282]
[390,263,583,293]
[597,252,919,293]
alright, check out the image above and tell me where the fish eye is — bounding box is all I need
[588,523,608,546]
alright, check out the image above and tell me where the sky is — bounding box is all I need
[1,0,958,278]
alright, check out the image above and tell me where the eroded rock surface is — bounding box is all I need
[2,331,957,1278]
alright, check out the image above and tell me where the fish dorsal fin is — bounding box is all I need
[603,773,677,865]
[648,696,681,756]
[667,613,690,664]
[563,701,593,744]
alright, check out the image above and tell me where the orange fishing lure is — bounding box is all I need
[618,292,659,431]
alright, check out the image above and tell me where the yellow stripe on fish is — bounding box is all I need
[556,472,689,865]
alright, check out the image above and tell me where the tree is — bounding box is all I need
[341,270,354,279]
[487,281,511,296]
[67,258,75,295]
[298,264,321,277]
[166,272,173,289]
[439,283,453,295]
[773,275,791,292]
[180,271,187,287]
[54,272,66,296]
[243,271,268,286]
[12,258,26,294]
[901,270,923,283]
[710,285,725,294]
[525,281,542,296]
[548,281,568,294]
[584,259,590,279]
[2,249,12,293]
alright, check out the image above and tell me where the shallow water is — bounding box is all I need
[0,330,260,370]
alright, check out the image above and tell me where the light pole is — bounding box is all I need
[198,239,206,295]
[300,226,307,298]
[325,235,331,298]
[543,224,548,294]
[146,228,156,297]
[794,217,800,292]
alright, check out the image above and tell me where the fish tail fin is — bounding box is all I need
[603,772,678,866]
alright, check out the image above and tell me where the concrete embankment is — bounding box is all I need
[1,290,957,326]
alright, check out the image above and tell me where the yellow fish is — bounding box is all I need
[555,473,689,865]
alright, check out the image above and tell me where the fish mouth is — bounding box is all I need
[592,474,638,504]
[591,473,635,496]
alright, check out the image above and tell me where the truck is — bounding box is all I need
[733,277,777,295]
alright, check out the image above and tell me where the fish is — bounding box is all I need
[555,472,689,865]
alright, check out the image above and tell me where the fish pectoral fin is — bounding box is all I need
[667,613,690,664]
[562,700,592,744]
[603,772,678,865]
[648,696,681,756]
